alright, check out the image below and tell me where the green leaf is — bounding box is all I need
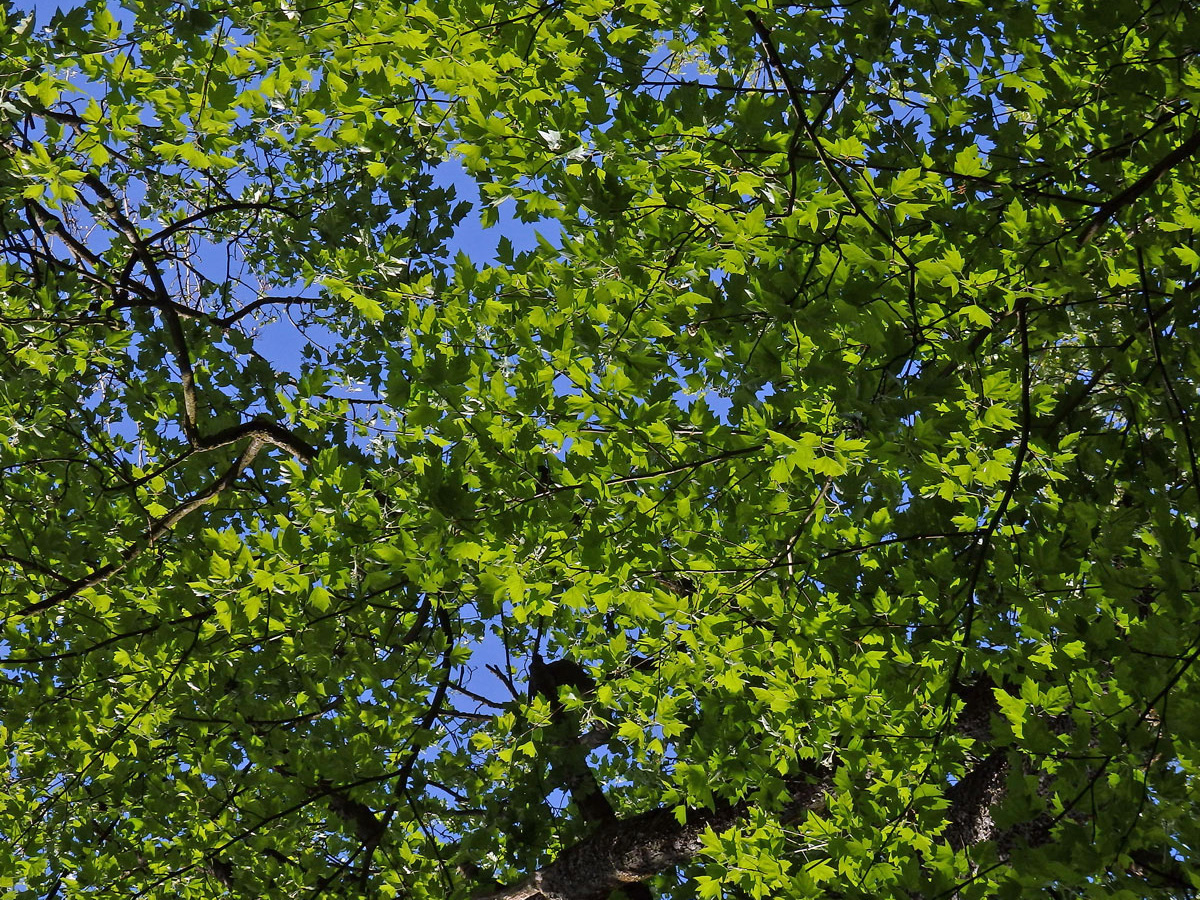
[993,688,1026,740]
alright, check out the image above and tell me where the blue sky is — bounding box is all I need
[10,0,561,378]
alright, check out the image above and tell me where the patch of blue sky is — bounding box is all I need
[435,158,561,264]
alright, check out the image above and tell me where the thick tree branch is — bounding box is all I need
[475,777,829,900]
[528,654,619,830]
[1079,130,1200,244]
[470,677,1079,900]
[943,751,1009,850]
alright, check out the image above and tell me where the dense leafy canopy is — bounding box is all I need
[2,0,1200,897]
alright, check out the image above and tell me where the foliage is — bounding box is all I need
[2,0,1200,897]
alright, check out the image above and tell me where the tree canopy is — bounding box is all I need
[2,0,1200,897]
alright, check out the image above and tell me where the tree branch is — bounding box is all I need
[1079,130,1200,244]
[474,777,829,900]
[9,435,269,619]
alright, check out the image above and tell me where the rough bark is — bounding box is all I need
[943,750,1009,851]
[529,655,616,826]
[475,779,829,900]
[474,678,1030,900]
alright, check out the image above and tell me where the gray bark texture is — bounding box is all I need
[475,780,829,900]
[474,678,1044,900]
